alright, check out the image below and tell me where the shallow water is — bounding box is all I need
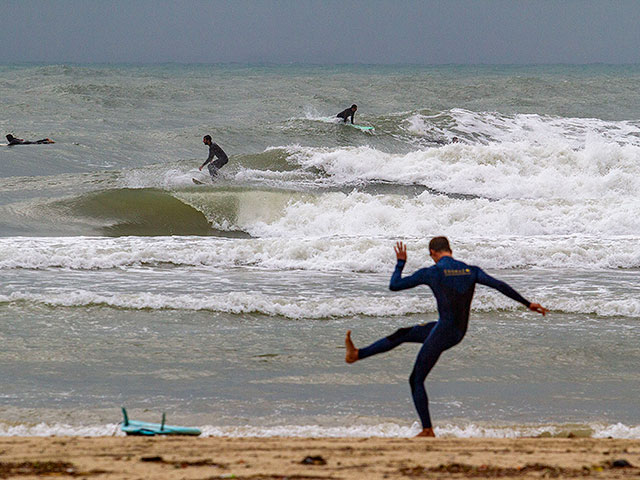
[0,64,638,438]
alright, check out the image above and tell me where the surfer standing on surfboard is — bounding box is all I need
[336,104,357,124]
[344,236,547,438]
[199,135,229,180]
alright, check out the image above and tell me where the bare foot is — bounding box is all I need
[345,330,359,363]
[415,428,435,437]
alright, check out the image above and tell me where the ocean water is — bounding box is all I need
[0,64,639,438]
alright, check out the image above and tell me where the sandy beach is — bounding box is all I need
[0,436,638,479]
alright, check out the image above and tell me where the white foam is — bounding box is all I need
[122,167,219,189]
[434,423,560,438]
[244,189,640,238]
[284,142,640,200]
[1,234,640,273]
[407,108,640,148]
[200,423,418,438]
[0,422,121,437]
[592,422,640,439]
[0,421,638,439]
[298,107,342,124]
[3,284,640,318]
[0,290,432,319]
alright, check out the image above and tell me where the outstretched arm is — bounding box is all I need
[477,268,548,315]
[389,241,431,291]
[199,149,215,170]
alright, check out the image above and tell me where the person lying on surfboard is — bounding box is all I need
[345,236,547,438]
[336,104,357,124]
[5,134,55,145]
[199,135,228,180]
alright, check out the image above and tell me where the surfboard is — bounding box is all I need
[192,178,206,185]
[120,408,201,436]
[0,142,55,146]
[347,124,374,132]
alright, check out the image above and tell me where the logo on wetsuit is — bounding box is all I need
[443,268,471,276]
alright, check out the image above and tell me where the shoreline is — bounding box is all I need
[1,418,639,439]
[0,436,638,479]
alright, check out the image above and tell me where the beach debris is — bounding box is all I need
[139,456,226,468]
[140,456,164,462]
[0,460,105,477]
[611,459,633,468]
[173,459,227,469]
[300,455,327,465]
[398,462,631,477]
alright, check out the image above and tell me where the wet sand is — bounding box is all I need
[0,436,639,479]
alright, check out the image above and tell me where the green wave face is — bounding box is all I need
[0,181,306,238]
[66,188,213,236]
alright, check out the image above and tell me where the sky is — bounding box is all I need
[2,0,640,65]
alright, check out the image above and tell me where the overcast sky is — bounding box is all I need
[2,0,640,64]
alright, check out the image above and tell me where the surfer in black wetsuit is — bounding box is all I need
[336,104,357,124]
[5,134,55,145]
[199,135,229,180]
[344,236,547,438]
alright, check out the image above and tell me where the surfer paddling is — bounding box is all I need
[336,104,357,124]
[5,134,54,145]
[345,236,547,437]
[199,135,229,180]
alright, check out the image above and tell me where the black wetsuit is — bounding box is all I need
[201,142,229,179]
[6,135,52,145]
[336,108,356,124]
[357,256,531,429]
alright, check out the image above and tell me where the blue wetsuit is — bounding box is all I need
[358,256,531,429]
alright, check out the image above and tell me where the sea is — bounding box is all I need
[0,64,638,438]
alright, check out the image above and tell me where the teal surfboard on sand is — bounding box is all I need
[120,408,201,436]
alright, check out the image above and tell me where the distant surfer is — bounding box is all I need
[336,104,357,124]
[5,134,54,145]
[199,135,228,180]
[345,236,547,438]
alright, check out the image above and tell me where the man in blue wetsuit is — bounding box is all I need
[199,135,229,180]
[345,236,547,437]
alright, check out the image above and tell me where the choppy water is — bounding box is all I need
[0,64,638,438]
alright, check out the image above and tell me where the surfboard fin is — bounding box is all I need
[121,407,129,426]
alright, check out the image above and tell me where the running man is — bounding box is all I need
[199,135,228,180]
[345,237,547,437]
[336,104,357,124]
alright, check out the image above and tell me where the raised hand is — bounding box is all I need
[394,241,407,261]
